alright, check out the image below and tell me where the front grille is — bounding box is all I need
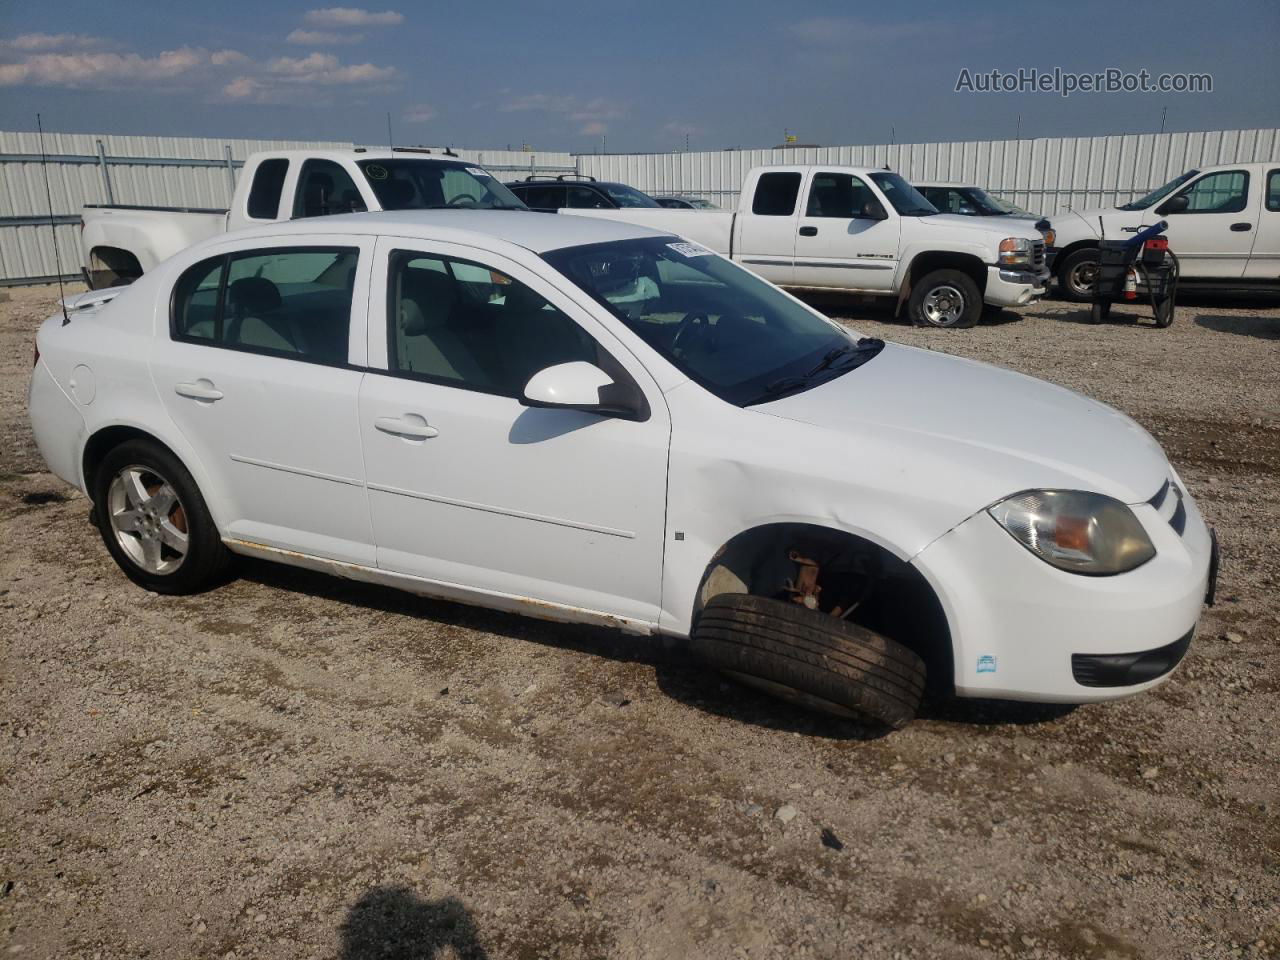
[1148,478,1187,535]
[1031,240,1045,270]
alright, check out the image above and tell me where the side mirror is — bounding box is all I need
[521,361,644,420]
[860,199,888,220]
[1156,194,1189,216]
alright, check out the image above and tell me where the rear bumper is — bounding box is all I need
[28,360,87,491]
[985,265,1049,307]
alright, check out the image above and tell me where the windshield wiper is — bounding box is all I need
[750,337,885,405]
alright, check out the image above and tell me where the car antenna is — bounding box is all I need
[36,114,71,325]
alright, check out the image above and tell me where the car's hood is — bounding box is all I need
[756,342,1169,506]
[915,214,1043,242]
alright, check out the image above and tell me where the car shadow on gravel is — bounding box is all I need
[917,695,1077,727]
[238,559,893,741]
[340,885,489,960]
[1195,314,1280,340]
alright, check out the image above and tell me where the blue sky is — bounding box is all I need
[1,0,1277,151]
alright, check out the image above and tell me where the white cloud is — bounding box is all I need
[286,29,365,45]
[789,17,930,45]
[579,121,607,136]
[0,46,229,88]
[0,33,105,51]
[403,103,436,123]
[303,7,404,26]
[266,52,395,84]
[500,92,624,129]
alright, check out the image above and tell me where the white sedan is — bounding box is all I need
[28,211,1217,728]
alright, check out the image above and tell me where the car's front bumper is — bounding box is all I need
[985,265,1050,307]
[911,480,1214,703]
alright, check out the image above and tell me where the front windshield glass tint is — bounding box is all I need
[600,183,660,207]
[357,159,526,210]
[543,237,874,406]
[868,172,938,216]
[1120,170,1198,210]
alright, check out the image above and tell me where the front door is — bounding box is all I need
[793,171,901,291]
[357,237,671,625]
[1143,168,1257,278]
[153,238,375,564]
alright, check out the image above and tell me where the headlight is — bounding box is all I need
[998,237,1033,266]
[988,490,1156,575]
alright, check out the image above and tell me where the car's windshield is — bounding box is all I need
[1118,170,1198,211]
[543,236,883,406]
[600,183,661,208]
[869,172,938,216]
[357,159,526,210]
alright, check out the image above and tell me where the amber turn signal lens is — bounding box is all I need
[1055,515,1091,552]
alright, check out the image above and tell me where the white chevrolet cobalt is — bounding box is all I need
[29,211,1217,728]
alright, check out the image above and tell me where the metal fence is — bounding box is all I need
[3,126,1277,284]
[578,128,1280,215]
[0,131,575,284]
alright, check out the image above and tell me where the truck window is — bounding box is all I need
[806,173,874,219]
[292,160,368,219]
[246,158,289,220]
[1268,170,1280,212]
[752,173,802,216]
[172,247,359,366]
[1176,171,1249,214]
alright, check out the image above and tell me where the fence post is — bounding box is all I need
[96,139,114,205]
[223,145,236,199]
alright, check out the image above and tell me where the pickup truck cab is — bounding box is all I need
[31,211,1215,729]
[561,165,1050,328]
[1051,161,1280,300]
[80,149,525,288]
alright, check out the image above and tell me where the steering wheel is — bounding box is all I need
[445,194,480,208]
[672,312,713,356]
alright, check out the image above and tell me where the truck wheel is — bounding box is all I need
[1058,249,1099,302]
[909,270,981,329]
[92,439,231,595]
[692,594,927,729]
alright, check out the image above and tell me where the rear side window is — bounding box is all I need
[292,160,368,219]
[1267,170,1280,212]
[171,247,359,366]
[752,173,802,216]
[515,184,566,210]
[388,249,598,397]
[246,158,289,220]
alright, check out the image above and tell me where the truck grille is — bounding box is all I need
[1148,478,1187,536]
[1031,240,1045,270]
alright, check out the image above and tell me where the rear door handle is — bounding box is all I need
[798,226,818,237]
[175,380,223,402]
[374,416,439,440]
[1230,222,1253,232]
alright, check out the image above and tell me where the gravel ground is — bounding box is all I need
[1,283,1278,960]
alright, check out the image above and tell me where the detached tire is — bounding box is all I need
[692,594,926,729]
[908,269,981,329]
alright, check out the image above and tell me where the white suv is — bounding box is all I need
[30,211,1217,728]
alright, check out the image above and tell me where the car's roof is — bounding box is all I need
[506,179,633,190]
[221,209,671,254]
[913,182,976,189]
[257,149,472,164]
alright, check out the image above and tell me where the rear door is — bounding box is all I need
[1142,168,1256,277]
[152,236,375,564]
[792,171,901,291]
[1243,168,1280,280]
[734,170,802,285]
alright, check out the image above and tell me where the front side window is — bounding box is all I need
[567,186,611,209]
[246,158,289,220]
[544,237,881,407]
[752,172,802,216]
[1120,170,1198,211]
[806,173,875,218]
[293,160,368,219]
[172,247,358,366]
[1175,170,1249,214]
[388,251,598,397]
[358,159,525,211]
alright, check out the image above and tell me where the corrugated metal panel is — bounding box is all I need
[578,128,1280,216]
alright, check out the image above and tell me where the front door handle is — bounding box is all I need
[175,380,223,402]
[374,416,439,440]
[798,226,818,237]
[1230,222,1253,232]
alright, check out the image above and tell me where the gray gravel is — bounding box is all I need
[2,284,1278,959]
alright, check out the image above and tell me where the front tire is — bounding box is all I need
[692,594,927,729]
[1058,248,1099,302]
[908,269,981,329]
[92,439,231,594]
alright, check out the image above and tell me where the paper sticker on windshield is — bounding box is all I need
[466,166,488,176]
[667,241,713,258]
[365,164,389,181]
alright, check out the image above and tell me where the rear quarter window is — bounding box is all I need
[246,158,289,221]
[752,173,802,216]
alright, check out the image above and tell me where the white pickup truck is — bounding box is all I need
[1050,161,1280,300]
[79,148,525,288]
[562,165,1050,328]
